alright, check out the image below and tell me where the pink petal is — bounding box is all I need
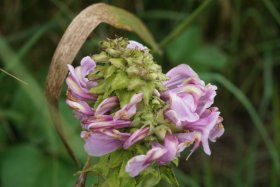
[81,129,129,156]
[125,147,167,177]
[114,93,144,120]
[169,92,199,122]
[156,134,179,165]
[96,96,119,115]
[127,40,148,51]
[123,128,149,149]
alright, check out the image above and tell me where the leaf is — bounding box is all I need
[44,4,159,171]
[0,144,76,187]
[0,67,28,85]
[166,27,202,62]
[136,167,161,187]
[160,166,179,187]
[190,45,227,71]
[166,26,228,72]
[109,150,126,168]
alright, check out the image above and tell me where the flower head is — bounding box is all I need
[66,38,224,180]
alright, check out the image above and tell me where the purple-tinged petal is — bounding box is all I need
[66,99,94,116]
[156,134,179,165]
[96,96,119,115]
[164,110,182,128]
[114,93,144,120]
[87,120,131,129]
[183,109,220,155]
[66,56,97,101]
[80,56,96,78]
[82,115,131,130]
[66,76,96,100]
[209,116,224,142]
[123,128,149,149]
[125,147,167,177]
[164,64,199,90]
[81,129,129,156]
[175,132,198,152]
[65,90,95,120]
[196,84,217,115]
[169,92,199,122]
[127,40,148,51]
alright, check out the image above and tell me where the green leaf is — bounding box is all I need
[166,27,202,62]
[0,144,75,187]
[190,45,227,71]
[120,177,136,187]
[166,26,228,72]
[100,168,120,187]
[109,150,126,168]
[160,166,179,187]
[136,167,161,187]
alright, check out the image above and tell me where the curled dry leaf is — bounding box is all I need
[44,2,159,183]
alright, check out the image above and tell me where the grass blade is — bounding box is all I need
[201,73,280,172]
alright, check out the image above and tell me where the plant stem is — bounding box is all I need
[159,0,214,48]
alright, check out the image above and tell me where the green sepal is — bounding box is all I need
[92,51,109,63]
[111,71,129,91]
[108,150,126,168]
[115,89,135,108]
[140,82,155,105]
[172,158,179,167]
[105,65,116,78]
[106,48,122,57]
[109,58,126,70]
[87,155,110,177]
[126,65,139,77]
[128,77,145,90]
[90,79,106,94]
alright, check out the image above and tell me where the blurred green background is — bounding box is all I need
[1,0,280,186]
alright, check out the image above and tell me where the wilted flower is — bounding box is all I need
[66,38,224,183]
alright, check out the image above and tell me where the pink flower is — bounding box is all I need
[82,115,131,130]
[81,129,130,156]
[125,147,167,177]
[127,40,148,51]
[162,64,224,155]
[95,96,119,115]
[123,127,150,149]
[125,133,186,176]
[66,56,97,101]
[66,38,225,178]
[153,134,179,165]
[66,90,95,120]
[114,93,144,120]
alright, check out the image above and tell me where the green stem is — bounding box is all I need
[262,0,280,26]
[159,0,214,48]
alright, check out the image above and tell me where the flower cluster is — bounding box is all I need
[66,38,224,179]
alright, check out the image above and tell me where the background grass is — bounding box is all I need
[1,0,280,186]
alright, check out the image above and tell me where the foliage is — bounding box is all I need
[1,0,280,186]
